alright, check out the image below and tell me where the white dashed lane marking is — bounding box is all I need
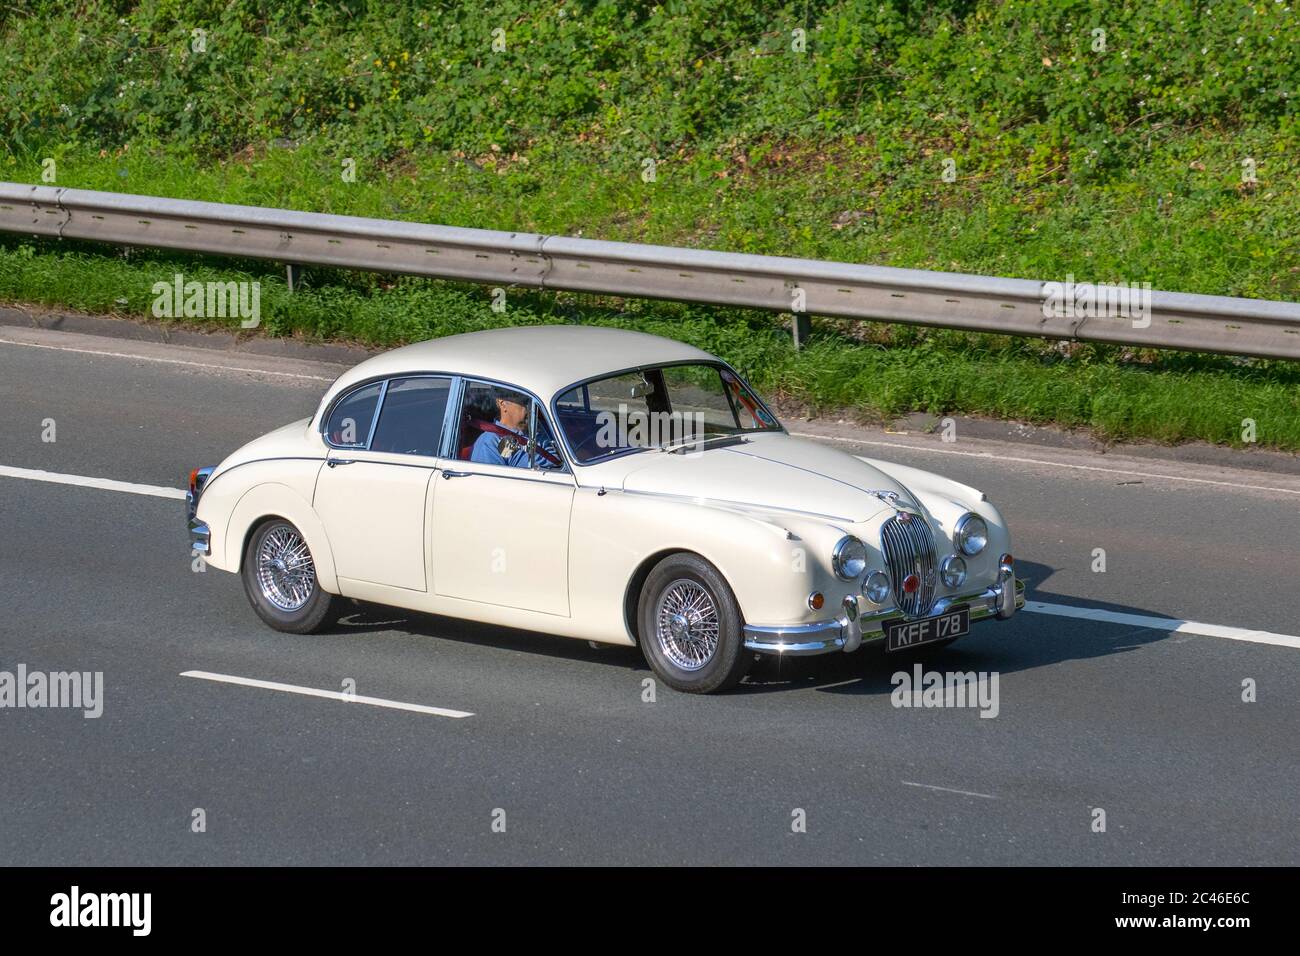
[180,671,474,719]
[0,465,186,500]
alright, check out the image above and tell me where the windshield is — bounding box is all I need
[554,363,781,464]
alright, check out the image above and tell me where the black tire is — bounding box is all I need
[241,518,342,634]
[637,553,751,694]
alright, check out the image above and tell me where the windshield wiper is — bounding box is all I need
[660,433,749,454]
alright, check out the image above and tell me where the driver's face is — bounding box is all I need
[497,397,528,430]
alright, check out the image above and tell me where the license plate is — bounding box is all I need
[884,605,970,652]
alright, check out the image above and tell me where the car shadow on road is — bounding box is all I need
[747,559,1180,696]
[327,602,651,670]
[319,559,1181,696]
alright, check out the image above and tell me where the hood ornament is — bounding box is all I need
[869,489,921,521]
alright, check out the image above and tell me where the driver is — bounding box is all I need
[470,388,561,469]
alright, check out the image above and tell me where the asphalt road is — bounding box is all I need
[1,324,1297,865]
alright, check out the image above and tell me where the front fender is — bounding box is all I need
[195,457,338,595]
[568,488,842,643]
[220,481,340,595]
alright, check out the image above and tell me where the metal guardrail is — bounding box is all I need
[1,181,1298,359]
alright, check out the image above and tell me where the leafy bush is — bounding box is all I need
[3,1,1295,170]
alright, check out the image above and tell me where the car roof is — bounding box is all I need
[322,325,719,405]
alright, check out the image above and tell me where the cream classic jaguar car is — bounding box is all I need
[186,325,1023,693]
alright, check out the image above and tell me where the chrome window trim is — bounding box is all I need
[549,359,783,467]
[528,399,537,469]
[439,460,578,487]
[321,373,456,456]
[328,456,441,472]
[321,379,386,451]
[437,376,467,460]
[363,379,389,449]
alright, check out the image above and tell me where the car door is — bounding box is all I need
[431,379,575,617]
[314,375,455,593]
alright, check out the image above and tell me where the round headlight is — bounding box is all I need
[954,513,988,556]
[831,536,868,580]
[941,554,967,588]
[861,570,891,606]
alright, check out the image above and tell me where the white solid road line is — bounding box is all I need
[815,436,1300,497]
[0,464,186,500]
[0,336,335,382]
[4,463,1299,652]
[180,670,474,718]
[901,781,996,800]
[1025,601,1300,650]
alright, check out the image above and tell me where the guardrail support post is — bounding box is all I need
[792,312,811,349]
[286,263,301,293]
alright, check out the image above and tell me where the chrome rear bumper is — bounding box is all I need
[743,570,1025,657]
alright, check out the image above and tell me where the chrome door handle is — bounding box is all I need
[441,470,471,480]
[327,458,356,468]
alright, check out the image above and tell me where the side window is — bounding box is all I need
[324,382,382,448]
[555,384,589,413]
[369,376,452,456]
[455,380,563,471]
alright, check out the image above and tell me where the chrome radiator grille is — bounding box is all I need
[880,513,938,618]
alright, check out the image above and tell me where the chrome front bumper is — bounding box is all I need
[743,568,1025,657]
[188,515,211,555]
[186,467,214,556]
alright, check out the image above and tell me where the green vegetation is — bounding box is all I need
[1,1,1298,448]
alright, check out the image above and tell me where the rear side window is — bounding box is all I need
[324,382,382,448]
[369,377,452,456]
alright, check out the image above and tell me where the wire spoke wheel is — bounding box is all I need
[654,578,720,671]
[256,524,317,612]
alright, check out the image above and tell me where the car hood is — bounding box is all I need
[618,432,918,522]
